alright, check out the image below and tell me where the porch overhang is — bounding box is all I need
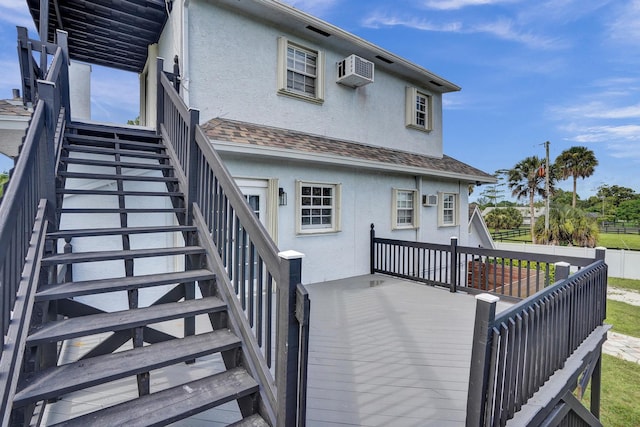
[25,0,168,73]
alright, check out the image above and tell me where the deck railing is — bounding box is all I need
[0,28,69,422]
[466,255,608,426]
[370,224,596,300]
[157,58,309,426]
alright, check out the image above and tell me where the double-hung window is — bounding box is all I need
[438,192,458,227]
[296,181,341,234]
[392,189,419,229]
[278,37,324,103]
[405,87,432,131]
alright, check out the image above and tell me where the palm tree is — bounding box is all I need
[554,146,598,208]
[508,156,554,243]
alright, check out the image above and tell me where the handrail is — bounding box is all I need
[466,257,608,426]
[0,28,70,422]
[157,58,308,426]
[370,224,597,299]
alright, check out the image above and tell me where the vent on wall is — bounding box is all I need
[422,194,438,207]
[337,55,374,88]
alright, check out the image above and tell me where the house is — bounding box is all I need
[0,1,608,425]
[140,0,495,283]
[0,90,31,159]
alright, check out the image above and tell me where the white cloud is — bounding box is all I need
[422,0,515,10]
[280,0,339,17]
[554,102,640,120]
[0,0,36,30]
[607,0,640,43]
[362,13,562,49]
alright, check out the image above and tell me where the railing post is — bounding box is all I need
[276,250,305,427]
[186,109,199,225]
[36,79,57,224]
[466,293,500,427]
[555,261,570,281]
[370,223,375,274]
[450,236,458,293]
[55,30,71,122]
[595,247,606,262]
[156,57,164,134]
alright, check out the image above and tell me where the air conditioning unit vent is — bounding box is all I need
[337,55,374,87]
[422,194,438,207]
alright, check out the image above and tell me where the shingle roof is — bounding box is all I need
[0,100,31,117]
[202,118,494,182]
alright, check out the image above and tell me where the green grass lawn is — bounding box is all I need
[597,233,640,250]
[608,277,640,293]
[605,300,640,338]
[584,354,640,427]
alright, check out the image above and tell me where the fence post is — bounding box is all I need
[466,293,500,427]
[555,261,570,281]
[370,223,375,274]
[277,250,305,427]
[156,57,164,134]
[450,236,458,293]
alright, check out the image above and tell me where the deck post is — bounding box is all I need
[466,293,499,427]
[277,250,305,427]
[450,236,458,293]
[591,353,602,418]
[186,108,199,224]
[595,247,606,262]
[370,223,375,274]
[555,261,570,281]
[36,79,57,224]
[55,30,71,122]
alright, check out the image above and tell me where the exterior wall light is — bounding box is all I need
[279,188,287,206]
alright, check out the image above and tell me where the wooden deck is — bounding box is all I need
[304,275,511,427]
[40,274,511,426]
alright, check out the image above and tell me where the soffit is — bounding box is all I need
[25,0,167,73]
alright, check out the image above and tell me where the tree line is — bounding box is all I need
[476,146,640,246]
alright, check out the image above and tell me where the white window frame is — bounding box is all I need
[438,192,458,227]
[277,37,325,104]
[405,87,432,131]
[392,189,420,229]
[296,181,341,234]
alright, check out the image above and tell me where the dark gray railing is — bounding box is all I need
[0,28,69,424]
[157,58,309,426]
[370,224,596,300]
[466,254,607,426]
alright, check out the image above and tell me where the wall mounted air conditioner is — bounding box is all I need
[337,55,374,87]
[422,194,438,207]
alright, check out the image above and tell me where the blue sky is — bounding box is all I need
[1,0,639,202]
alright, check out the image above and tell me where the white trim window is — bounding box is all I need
[392,189,419,229]
[438,192,458,227]
[296,181,341,234]
[278,37,325,103]
[405,87,432,131]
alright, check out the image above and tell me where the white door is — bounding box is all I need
[236,179,268,225]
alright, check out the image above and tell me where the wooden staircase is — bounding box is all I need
[11,123,270,425]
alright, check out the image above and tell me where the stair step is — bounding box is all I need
[57,207,186,214]
[58,188,183,197]
[59,171,178,183]
[66,134,164,151]
[62,144,170,161]
[68,122,157,140]
[36,269,215,301]
[61,157,173,171]
[41,246,205,266]
[13,329,242,407]
[27,297,226,345]
[48,368,259,427]
[47,225,195,239]
[229,414,271,427]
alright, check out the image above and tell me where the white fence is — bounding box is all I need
[495,242,640,280]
